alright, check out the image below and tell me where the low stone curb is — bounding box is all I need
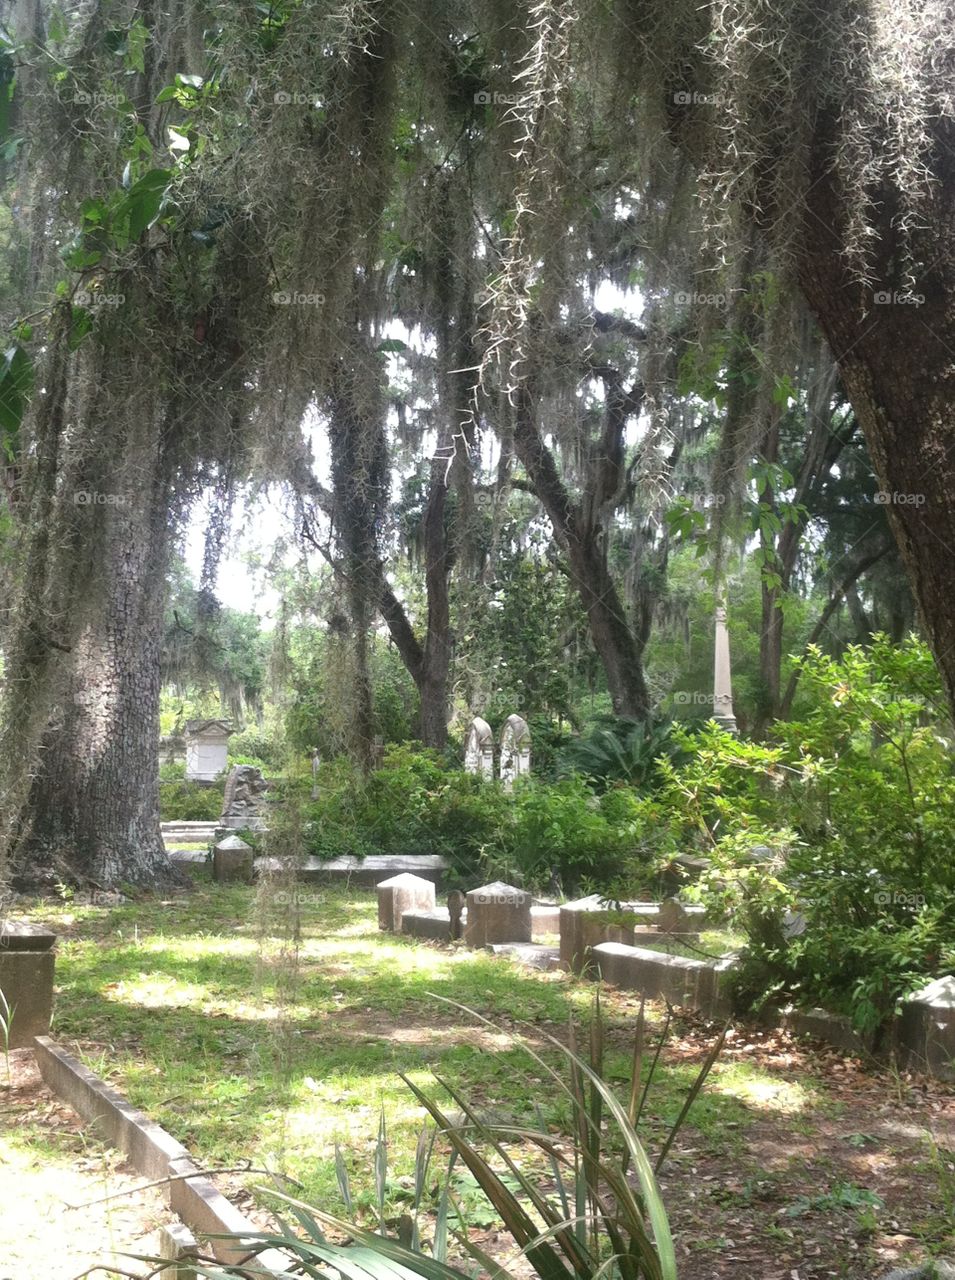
[33,1037,292,1275]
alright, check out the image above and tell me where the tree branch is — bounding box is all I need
[779,540,892,717]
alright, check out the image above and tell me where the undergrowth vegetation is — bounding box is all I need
[280,636,955,1032]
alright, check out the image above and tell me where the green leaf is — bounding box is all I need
[68,306,93,351]
[124,167,172,239]
[48,5,69,43]
[80,197,107,223]
[0,343,33,435]
[124,19,147,74]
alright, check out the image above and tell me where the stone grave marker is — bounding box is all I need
[184,718,233,782]
[377,872,436,932]
[213,834,253,883]
[499,714,531,791]
[464,881,532,946]
[464,716,495,779]
[0,921,56,1048]
[219,765,270,832]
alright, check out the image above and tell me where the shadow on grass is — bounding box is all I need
[23,875,808,1216]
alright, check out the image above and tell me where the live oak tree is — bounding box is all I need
[610,0,955,720]
[0,0,404,887]
[3,0,953,893]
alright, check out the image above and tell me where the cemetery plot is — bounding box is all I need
[6,876,953,1280]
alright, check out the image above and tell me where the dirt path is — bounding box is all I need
[0,1049,171,1280]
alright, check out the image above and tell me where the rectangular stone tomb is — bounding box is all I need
[589,942,735,1018]
[256,854,448,888]
[487,943,561,971]
[0,923,56,1049]
[397,901,556,945]
[401,909,454,941]
[377,873,436,932]
[559,896,705,974]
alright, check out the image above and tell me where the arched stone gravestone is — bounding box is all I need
[499,714,531,791]
[464,716,495,780]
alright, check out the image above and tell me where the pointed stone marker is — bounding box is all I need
[464,880,532,947]
[377,872,436,932]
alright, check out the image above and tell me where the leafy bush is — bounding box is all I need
[299,746,651,892]
[655,637,955,1031]
[302,746,512,873]
[228,724,282,769]
[158,780,223,822]
[487,777,649,895]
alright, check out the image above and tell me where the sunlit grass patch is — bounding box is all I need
[710,1061,817,1114]
[13,875,838,1212]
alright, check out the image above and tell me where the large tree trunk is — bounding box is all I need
[799,139,955,719]
[417,446,453,748]
[376,464,453,750]
[327,353,390,772]
[9,432,176,890]
[513,390,650,718]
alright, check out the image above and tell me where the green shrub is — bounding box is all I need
[558,716,687,791]
[228,724,281,768]
[297,746,651,892]
[158,779,223,822]
[656,636,955,1031]
[486,777,650,894]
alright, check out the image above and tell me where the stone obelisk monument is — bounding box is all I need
[713,599,738,733]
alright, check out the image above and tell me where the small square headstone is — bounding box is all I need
[213,834,254,884]
[377,872,436,932]
[464,881,532,946]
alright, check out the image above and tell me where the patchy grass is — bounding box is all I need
[13,871,955,1279]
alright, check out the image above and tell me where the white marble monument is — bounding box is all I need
[499,714,531,790]
[464,716,495,779]
[184,719,233,782]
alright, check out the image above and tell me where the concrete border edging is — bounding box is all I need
[33,1037,292,1275]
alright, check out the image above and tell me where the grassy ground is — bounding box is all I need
[9,870,955,1278]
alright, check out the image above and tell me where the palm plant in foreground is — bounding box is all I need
[0,986,14,1087]
[136,998,724,1280]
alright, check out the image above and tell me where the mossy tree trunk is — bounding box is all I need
[9,421,177,890]
[798,127,955,721]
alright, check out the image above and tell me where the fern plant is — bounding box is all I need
[559,718,687,791]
